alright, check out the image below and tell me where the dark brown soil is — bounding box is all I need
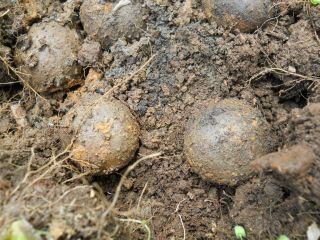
[1,0,320,239]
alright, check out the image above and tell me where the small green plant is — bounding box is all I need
[0,220,44,240]
[234,225,246,240]
[118,218,152,240]
[277,235,290,240]
[310,0,320,6]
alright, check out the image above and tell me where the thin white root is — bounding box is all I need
[112,0,131,13]
[0,9,9,18]
[137,181,148,210]
[105,152,161,215]
[174,199,186,213]
[178,214,186,240]
[247,67,320,85]
[97,152,162,237]
[0,55,48,103]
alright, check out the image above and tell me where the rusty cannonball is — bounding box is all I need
[66,94,140,174]
[184,98,275,185]
[80,0,146,49]
[14,21,82,93]
[202,0,273,32]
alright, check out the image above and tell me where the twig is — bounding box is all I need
[47,185,93,207]
[62,172,92,184]
[9,147,35,196]
[104,152,161,215]
[9,138,76,198]
[98,152,162,237]
[247,67,320,85]
[104,54,156,97]
[21,154,71,195]
[0,55,48,102]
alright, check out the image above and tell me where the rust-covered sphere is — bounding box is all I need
[14,21,82,93]
[66,94,140,174]
[80,0,145,49]
[202,0,273,32]
[184,99,275,185]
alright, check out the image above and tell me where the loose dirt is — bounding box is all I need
[1,0,320,239]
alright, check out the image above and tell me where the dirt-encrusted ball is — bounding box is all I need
[67,94,140,174]
[14,21,82,93]
[184,99,275,185]
[80,0,146,49]
[202,0,273,32]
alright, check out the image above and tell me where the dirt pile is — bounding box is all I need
[0,0,320,239]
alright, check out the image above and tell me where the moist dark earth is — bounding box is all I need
[1,0,320,239]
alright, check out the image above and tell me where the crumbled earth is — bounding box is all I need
[1,0,320,239]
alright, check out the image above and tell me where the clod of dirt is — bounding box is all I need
[10,103,29,127]
[78,40,101,66]
[252,143,316,177]
[66,94,140,174]
[274,20,320,100]
[184,98,275,185]
[252,103,320,205]
[252,143,320,204]
[21,0,59,25]
[14,21,82,93]
[202,0,273,32]
[80,0,146,49]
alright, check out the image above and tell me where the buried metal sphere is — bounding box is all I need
[184,98,276,185]
[202,0,273,32]
[65,94,140,175]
